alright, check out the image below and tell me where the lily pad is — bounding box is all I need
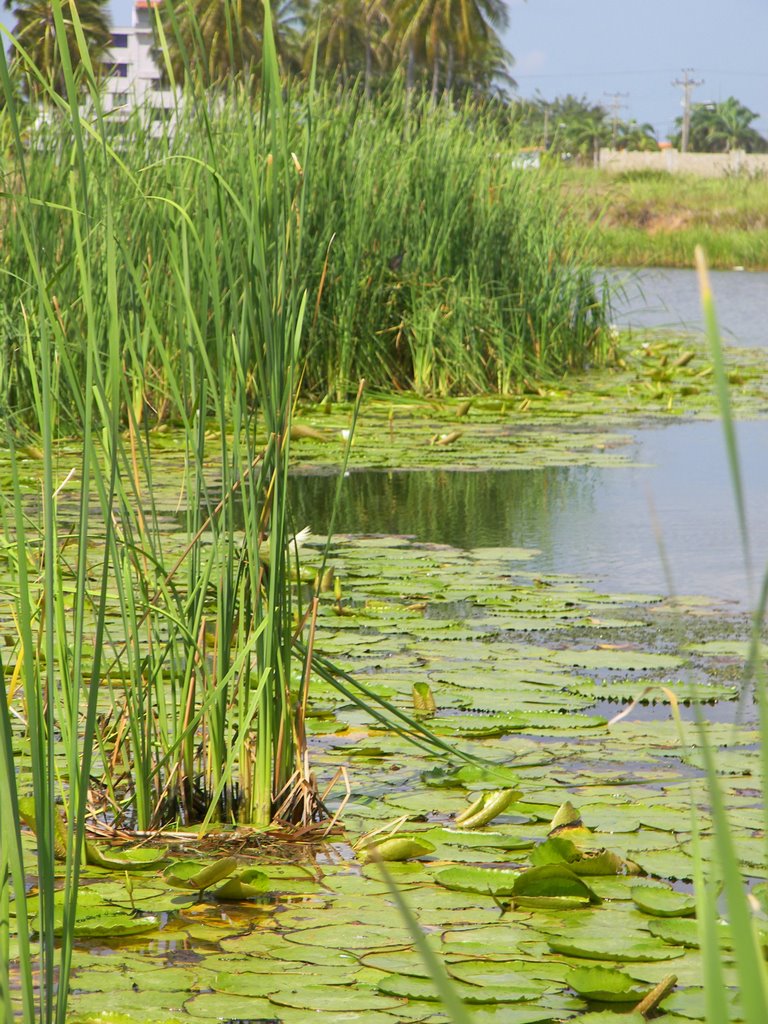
[267,983,405,1011]
[511,864,602,910]
[85,844,168,871]
[435,865,521,896]
[162,857,238,892]
[631,885,697,918]
[566,965,652,1003]
[549,935,685,962]
[213,867,272,900]
[358,835,436,863]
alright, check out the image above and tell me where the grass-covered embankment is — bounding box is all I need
[565,168,768,269]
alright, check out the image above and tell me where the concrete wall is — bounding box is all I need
[598,148,768,178]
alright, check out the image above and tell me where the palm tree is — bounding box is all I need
[158,0,305,86]
[671,96,767,153]
[10,0,111,100]
[306,0,389,95]
[616,118,657,152]
[388,0,509,101]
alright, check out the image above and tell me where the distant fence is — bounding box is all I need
[598,148,768,178]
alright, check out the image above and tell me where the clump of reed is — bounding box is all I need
[0,97,609,431]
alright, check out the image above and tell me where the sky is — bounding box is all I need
[104,0,767,141]
[501,0,768,139]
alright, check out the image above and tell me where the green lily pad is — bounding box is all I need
[549,934,685,962]
[85,844,168,871]
[546,648,683,671]
[512,864,602,909]
[267,983,405,1011]
[455,789,521,829]
[631,885,697,918]
[376,972,543,1004]
[358,835,436,862]
[435,865,521,896]
[51,913,162,939]
[213,867,272,900]
[162,857,238,892]
[530,837,629,876]
[566,965,652,1003]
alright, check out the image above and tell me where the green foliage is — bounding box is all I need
[0,89,608,416]
[564,167,768,269]
[509,93,657,163]
[8,0,111,99]
[671,96,768,154]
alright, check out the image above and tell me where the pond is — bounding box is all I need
[8,269,768,1024]
[292,421,768,608]
[293,267,768,607]
[605,266,768,349]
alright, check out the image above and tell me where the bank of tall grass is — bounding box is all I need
[0,87,608,429]
[565,168,768,269]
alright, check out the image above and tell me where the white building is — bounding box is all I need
[102,0,177,124]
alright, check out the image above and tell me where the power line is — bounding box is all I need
[604,90,629,146]
[672,68,704,152]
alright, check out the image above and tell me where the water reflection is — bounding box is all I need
[291,420,768,605]
[291,463,595,553]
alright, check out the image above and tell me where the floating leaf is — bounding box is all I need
[511,864,601,910]
[549,801,586,836]
[567,965,651,1003]
[530,837,629,876]
[631,885,696,918]
[549,935,684,962]
[267,983,404,1011]
[163,857,238,892]
[213,868,272,900]
[376,972,543,1004]
[435,865,520,896]
[412,682,436,713]
[84,844,167,871]
[455,789,521,829]
[358,834,436,863]
[547,649,683,671]
[69,914,162,938]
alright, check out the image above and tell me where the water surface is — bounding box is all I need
[292,420,768,606]
[605,267,768,348]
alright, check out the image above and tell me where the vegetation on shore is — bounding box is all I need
[0,89,609,422]
[1,7,766,1024]
[565,168,768,269]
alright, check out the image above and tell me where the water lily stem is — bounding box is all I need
[634,973,677,1017]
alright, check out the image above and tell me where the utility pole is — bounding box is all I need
[604,91,629,149]
[672,69,704,152]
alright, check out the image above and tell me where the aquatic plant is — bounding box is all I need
[692,246,768,1021]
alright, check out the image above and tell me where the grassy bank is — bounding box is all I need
[565,168,768,269]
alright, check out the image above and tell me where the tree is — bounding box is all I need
[670,96,767,153]
[514,94,611,165]
[616,118,657,152]
[10,0,111,100]
[157,0,305,86]
[387,0,510,101]
[306,0,390,95]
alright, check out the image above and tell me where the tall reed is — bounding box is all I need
[0,98,609,426]
[693,246,768,1021]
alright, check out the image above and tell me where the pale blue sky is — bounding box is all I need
[104,0,766,140]
[502,0,767,139]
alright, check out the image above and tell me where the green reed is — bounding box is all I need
[0,100,609,426]
[693,246,768,1020]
